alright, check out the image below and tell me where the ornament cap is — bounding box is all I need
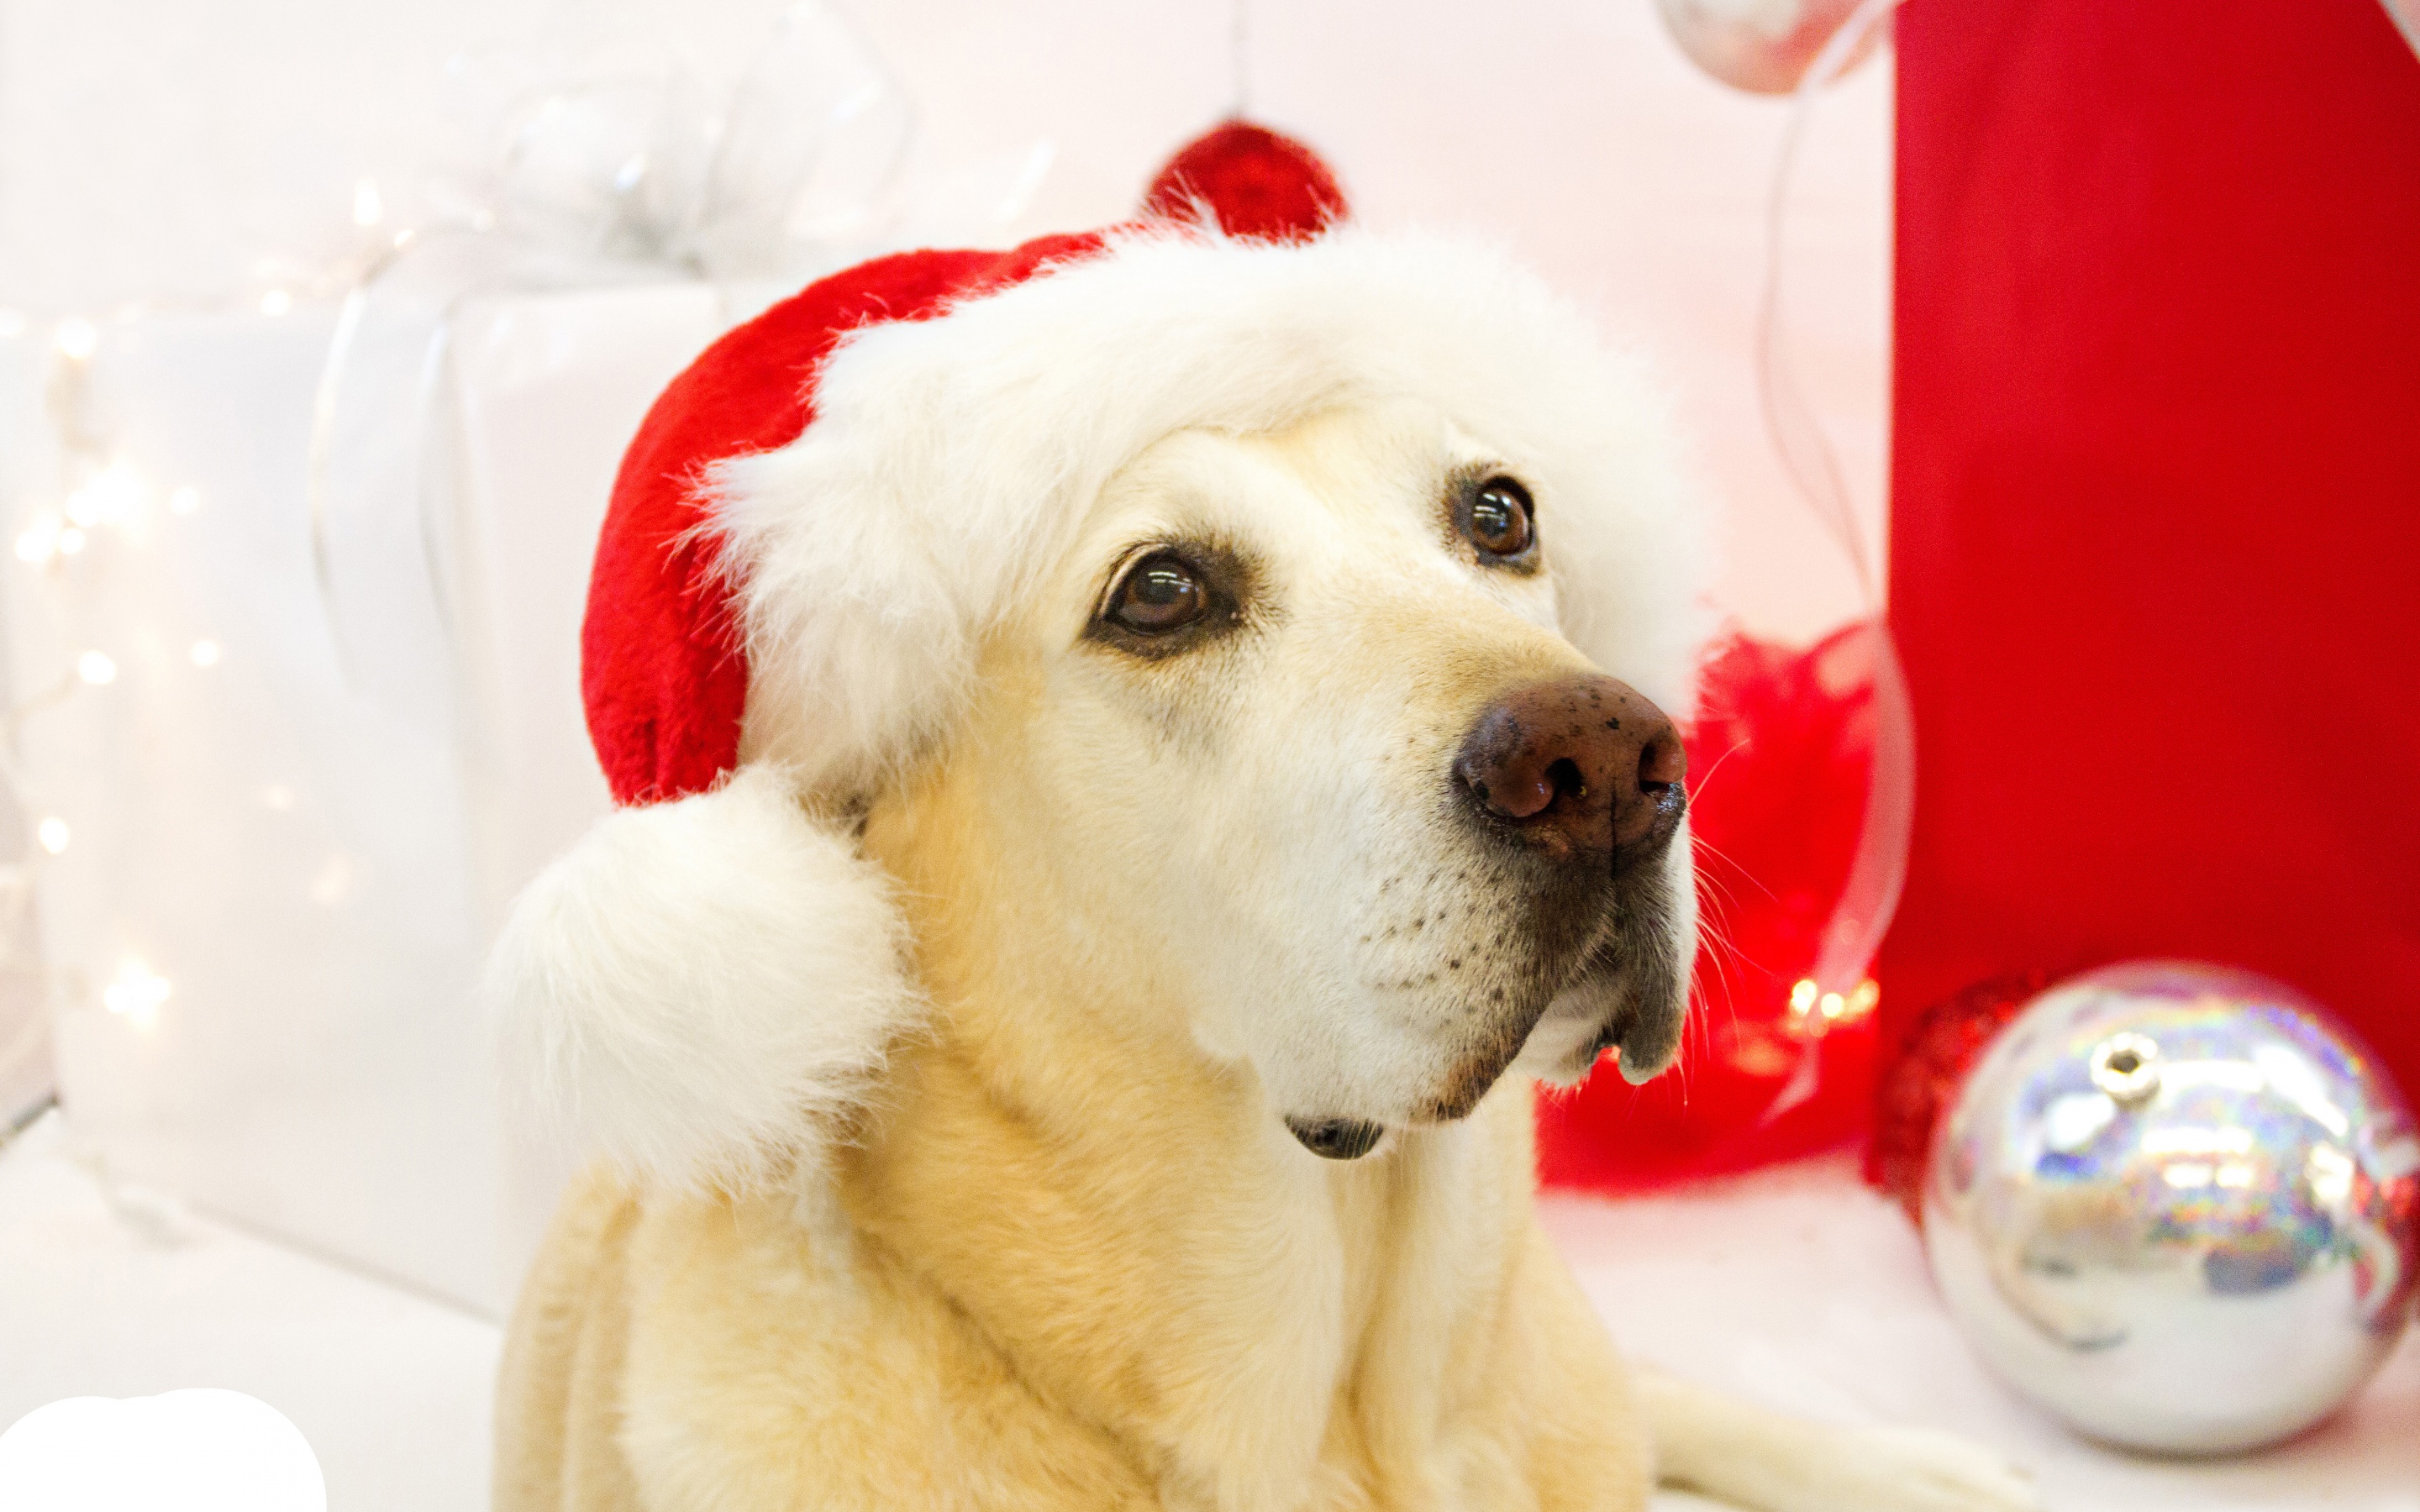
[2087,1031,2161,1105]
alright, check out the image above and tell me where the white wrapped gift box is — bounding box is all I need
[3,285,733,1313]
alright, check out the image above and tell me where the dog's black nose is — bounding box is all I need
[1452,674,1685,868]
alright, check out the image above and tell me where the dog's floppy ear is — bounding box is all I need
[486,764,922,1192]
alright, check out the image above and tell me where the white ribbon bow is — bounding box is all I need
[308,1,914,741]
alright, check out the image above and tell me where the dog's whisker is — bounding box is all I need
[1684,736,1754,804]
[1689,832,1783,908]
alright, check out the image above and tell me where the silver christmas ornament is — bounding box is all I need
[2385,0,2420,63]
[1924,960,2420,1454]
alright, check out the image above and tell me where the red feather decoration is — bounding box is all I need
[1536,623,1887,1189]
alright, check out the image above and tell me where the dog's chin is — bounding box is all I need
[1510,959,1686,1090]
[1284,853,1692,1159]
[1286,958,1686,1162]
[1510,1003,1612,1089]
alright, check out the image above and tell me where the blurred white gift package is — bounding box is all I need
[0,286,734,1313]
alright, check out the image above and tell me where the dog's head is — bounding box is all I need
[966,399,1696,1157]
[496,226,1712,1189]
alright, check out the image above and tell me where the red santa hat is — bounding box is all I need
[489,123,1708,1190]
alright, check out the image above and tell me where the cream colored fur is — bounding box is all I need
[496,405,2034,1511]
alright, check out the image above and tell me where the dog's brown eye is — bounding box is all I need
[1107,553,1209,633]
[1465,477,1535,559]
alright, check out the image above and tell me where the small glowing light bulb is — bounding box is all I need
[167,486,201,516]
[260,290,293,317]
[353,178,385,228]
[81,459,147,523]
[76,650,116,685]
[54,318,98,361]
[14,514,60,564]
[61,459,140,530]
[1846,978,1881,1019]
[102,958,171,1027]
[35,816,69,855]
[188,639,223,668]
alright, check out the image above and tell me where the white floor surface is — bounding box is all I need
[3,1110,2412,1510]
[1544,1155,2419,1511]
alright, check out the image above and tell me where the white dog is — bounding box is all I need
[487,133,2037,1512]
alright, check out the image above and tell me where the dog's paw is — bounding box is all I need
[1802,1424,2039,1512]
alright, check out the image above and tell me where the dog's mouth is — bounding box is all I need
[1288,858,1690,1160]
[1560,884,1691,1087]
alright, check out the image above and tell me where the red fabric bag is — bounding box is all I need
[1882,0,2420,1106]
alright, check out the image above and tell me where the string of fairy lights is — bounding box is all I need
[0,181,412,1092]
[4,322,184,1045]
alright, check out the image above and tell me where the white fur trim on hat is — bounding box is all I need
[487,764,922,1191]
[718,225,1712,797]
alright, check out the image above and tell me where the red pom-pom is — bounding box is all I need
[1865,970,2048,1221]
[1143,120,1348,243]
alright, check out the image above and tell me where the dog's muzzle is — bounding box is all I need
[1284,674,1692,1158]
[1454,670,1691,1089]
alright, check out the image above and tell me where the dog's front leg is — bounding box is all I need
[1639,1372,2039,1512]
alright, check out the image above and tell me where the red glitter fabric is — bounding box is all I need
[1865,971,2048,1223]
